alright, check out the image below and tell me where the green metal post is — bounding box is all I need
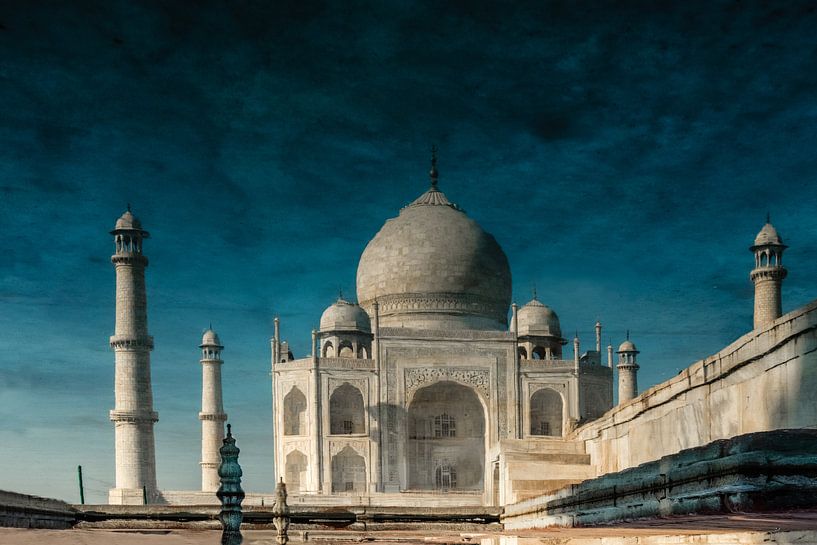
[77,465,85,505]
[143,485,148,505]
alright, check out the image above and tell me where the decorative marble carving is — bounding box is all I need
[328,377,368,398]
[362,292,507,320]
[405,367,490,400]
[329,440,369,458]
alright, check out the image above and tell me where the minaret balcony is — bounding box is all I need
[111,254,149,266]
[110,410,159,423]
[110,335,154,350]
[199,412,228,422]
[750,267,787,282]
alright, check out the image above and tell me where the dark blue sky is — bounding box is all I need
[2,1,817,502]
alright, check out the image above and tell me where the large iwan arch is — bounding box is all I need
[406,381,485,492]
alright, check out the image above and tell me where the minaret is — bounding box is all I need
[750,217,787,329]
[616,332,640,404]
[573,333,580,368]
[109,208,158,505]
[594,321,602,353]
[200,327,227,492]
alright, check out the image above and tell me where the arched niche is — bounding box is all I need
[283,386,307,436]
[331,446,366,493]
[530,387,563,437]
[329,383,365,435]
[284,450,307,493]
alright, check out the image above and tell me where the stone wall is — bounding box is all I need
[574,298,817,476]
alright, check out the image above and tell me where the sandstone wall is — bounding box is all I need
[574,299,817,475]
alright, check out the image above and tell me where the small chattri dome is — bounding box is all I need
[617,339,638,353]
[516,298,562,337]
[201,328,222,347]
[752,222,785,248]
[320,299,371,333]
[114,210,142,231]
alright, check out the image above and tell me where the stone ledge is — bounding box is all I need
[503,429,817,529]
[0,490,77,529]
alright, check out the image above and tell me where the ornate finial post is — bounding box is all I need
[272,478,290,545]
[430,144,439,189]
[217,424,245,545]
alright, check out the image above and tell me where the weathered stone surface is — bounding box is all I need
[574,299,817,480]
[0,490,76,529]
[503,429,817,529]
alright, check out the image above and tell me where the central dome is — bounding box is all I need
[356,174,511,330]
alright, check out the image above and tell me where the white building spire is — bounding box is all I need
[199,327,227,492]
[750,218,787,329]
[109,208,158,505]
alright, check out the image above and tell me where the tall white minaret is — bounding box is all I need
[199,328,227,492]
[109,208,158,505]
[750,217,787,329]
[616,332,640,404]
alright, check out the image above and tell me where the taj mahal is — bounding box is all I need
[105,153,816,515]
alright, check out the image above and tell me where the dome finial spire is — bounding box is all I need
[127,202,131,212]
[430,144,439,189]
[532,284,538,301]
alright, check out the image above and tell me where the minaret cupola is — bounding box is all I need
[750,217,787,329]
[616,333,640,404]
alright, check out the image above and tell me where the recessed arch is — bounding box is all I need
[530,387,563,437]
[331,446,366,493]
[329,383,365,435]
[284,450,307,493]
[407,381,485,492]
[283,386,307,436]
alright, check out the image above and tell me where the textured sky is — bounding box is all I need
[1,1,817,503]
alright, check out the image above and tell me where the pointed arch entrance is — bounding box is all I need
[407,381,485,491]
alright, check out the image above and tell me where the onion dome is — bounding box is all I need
[516,298,562,337]
[320,298,371,333]
[751,221,786,250]
[356,153,511,330]
[617,339,638,353]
